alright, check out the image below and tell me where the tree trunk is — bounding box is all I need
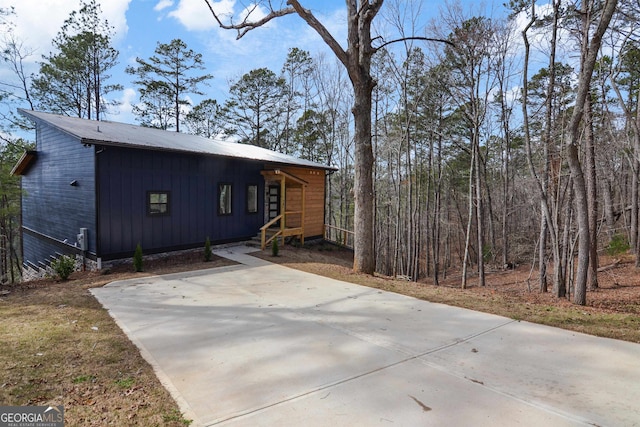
[539,209,548,292]
[633,138,639,255]
[352,81,376,274]
[557,194,571,298]
[566,0,617,305]
[585,95,599,290]
[474,137,486,286]
[566,143,589,305]
[634,111,640,267]
[462,146,475,289]
[521,0,563,296]
[501,114,511,269]
[432,128,443,286]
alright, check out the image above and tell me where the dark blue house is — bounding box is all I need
[13,109,334,273]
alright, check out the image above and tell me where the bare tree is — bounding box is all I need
[203,0,448,274]
[564,0,617,305]
[520,0,568,297]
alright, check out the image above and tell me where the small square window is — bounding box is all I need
[247,184,258,214]
[148,191,170,216]
[219,183,232,215]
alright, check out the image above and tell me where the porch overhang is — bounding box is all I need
[260,169,308,249]
[261,169,308,187]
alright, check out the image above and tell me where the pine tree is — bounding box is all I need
[31,0,121,120]
[126,39,213,132]
[222,68,287,150]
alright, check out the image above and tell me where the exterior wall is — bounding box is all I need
[19,115,329,269]
[21,123,96,266]
[280,166,326,238]
[96,147,264,260]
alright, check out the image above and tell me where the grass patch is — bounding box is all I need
[114,377,135,389]
[0,253,232,426]
[163,409,193,425]
[0,281,190,425]
[73,375,96,384]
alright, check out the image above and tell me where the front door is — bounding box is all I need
[268,185,280,223]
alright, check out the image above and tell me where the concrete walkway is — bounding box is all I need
[91,245,640,427]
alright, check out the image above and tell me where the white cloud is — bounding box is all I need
[154,0,174,12]
[118,87,137,115]
[239,2,268,24]
[168,0,233,31]
[104,87,137,123]
[99,0,131,45]
[0,0,131,60]
[510,2,581,71]
[186,2,347,105]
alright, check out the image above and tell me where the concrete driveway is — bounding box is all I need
[91,245,640,427]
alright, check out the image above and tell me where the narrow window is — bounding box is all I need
[219,183,232,215]
[247,184,258,214]
[148,191,170,216]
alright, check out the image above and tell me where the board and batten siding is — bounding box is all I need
[21,122,97,265]
[97,147,264,260]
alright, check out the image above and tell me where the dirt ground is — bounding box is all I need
[254,243,640,342]
[258,244,639,311]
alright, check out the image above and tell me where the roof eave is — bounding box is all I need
[11,150,37,176]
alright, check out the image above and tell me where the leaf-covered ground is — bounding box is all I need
[255,244,640,343]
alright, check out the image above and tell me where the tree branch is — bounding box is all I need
[202,0,296,39]
[286,0,349,67]
[373,36,455,52]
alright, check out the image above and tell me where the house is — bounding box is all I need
[13,109,335,274]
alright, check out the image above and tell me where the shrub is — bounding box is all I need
[606,234,630,256]
[51,255,75,280]
[133,243,143,272]
[271,238,279,257]
[482,245,494,263]
[204,237,212,262]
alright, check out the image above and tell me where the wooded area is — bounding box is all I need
[0,0,637,306]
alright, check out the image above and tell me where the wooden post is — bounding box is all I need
[301,184,306,245]
[280,176,286,246]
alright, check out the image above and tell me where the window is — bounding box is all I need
[247,184,258,214]
[219,183,232,215]
[148,191,170,216]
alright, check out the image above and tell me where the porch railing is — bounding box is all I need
[323,224,354,249]
[260,213,305,249]
[260,214,284,249]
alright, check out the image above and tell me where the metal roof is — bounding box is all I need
[18,109,336,170]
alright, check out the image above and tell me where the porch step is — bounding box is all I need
[247,227,279,247]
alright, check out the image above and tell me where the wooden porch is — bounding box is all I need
[260,169,307,250]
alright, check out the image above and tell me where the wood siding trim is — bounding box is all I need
[275,166,326,238]
[11,150,37,176]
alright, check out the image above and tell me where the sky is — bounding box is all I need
[0,0,534,132]
[0,0,355,127]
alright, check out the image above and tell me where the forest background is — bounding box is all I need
[0,0,637,307]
